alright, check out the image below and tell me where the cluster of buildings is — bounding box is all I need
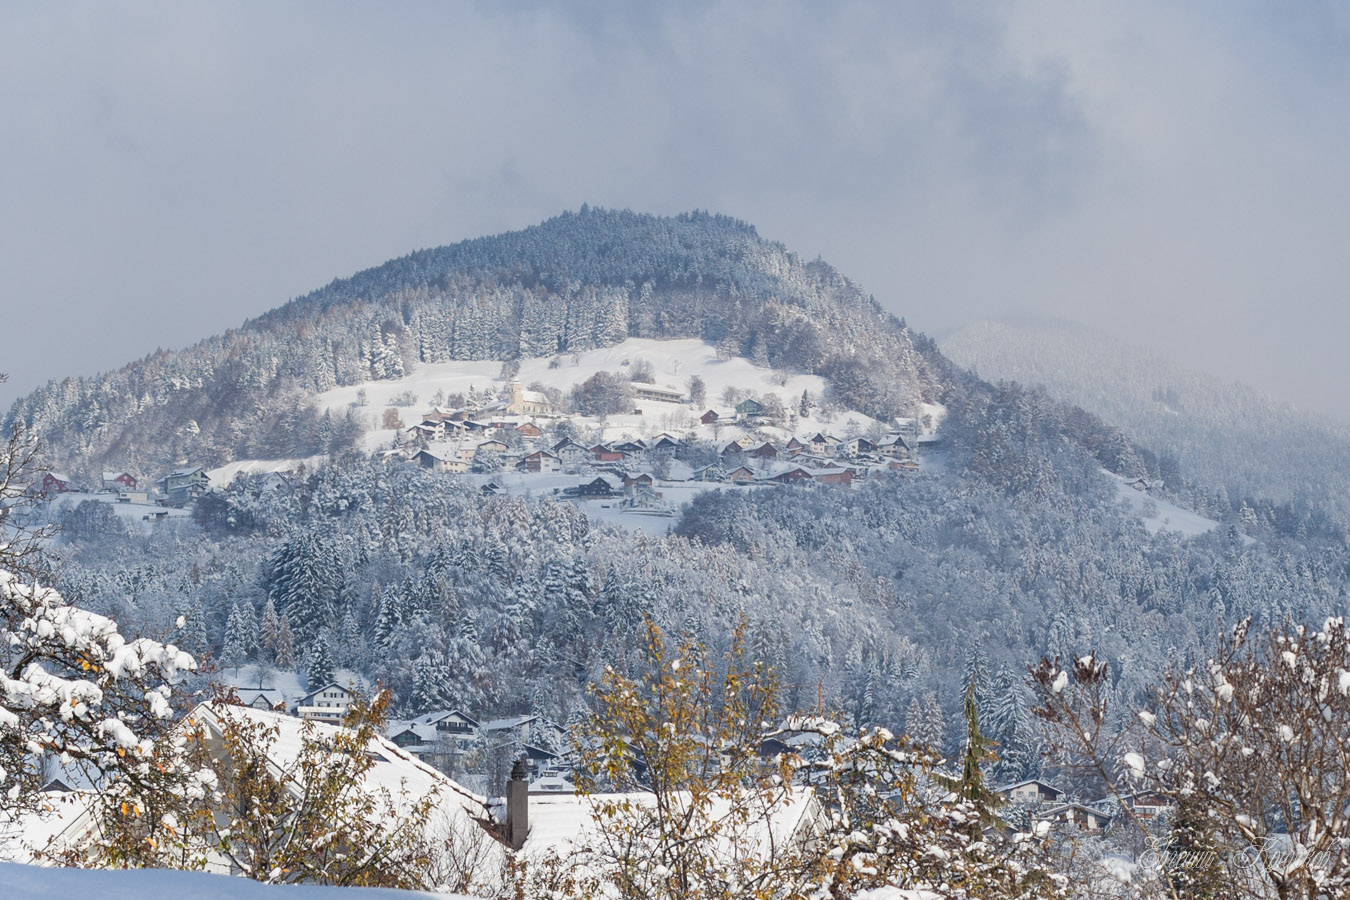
[236,683,569,786]
[996,778,1175,834]
[38,466,212,517]
[406,385,931,504]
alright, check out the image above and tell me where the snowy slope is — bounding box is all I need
[1109,473,1221,537]
[313,338,903,451]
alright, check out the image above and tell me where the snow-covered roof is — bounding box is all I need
[190,704,494,835]
[521,789,822,864]
[0,789,94,864]
[411,709,480,728]
[996,778,1064,796]
[298,681,352,704]
[481,714,537,733]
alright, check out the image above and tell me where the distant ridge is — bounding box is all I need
[942,317,1350,528]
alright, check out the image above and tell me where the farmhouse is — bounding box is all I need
[294,682,355,723]
[997,779,1065,805]
[517,450,562,474]
[41,472,75,494]
[101,471,138,491]
[591,444,625,464]
[735,397,765,419]
[748,442,778,460]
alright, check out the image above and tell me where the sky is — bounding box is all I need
[2,1,1349,418]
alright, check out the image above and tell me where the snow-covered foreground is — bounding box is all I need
[0,863,473,900]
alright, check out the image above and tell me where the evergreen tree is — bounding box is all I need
[307,631,335,688]
[266,530,343,644]
[275,614,296,669]
[260,597,281,663]
[338,607,366,670]
[221,602,250,670]
[953,677,999,835]
[410,651,454,713]
[373,588,404,650]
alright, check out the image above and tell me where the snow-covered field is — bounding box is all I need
[0,861,469,900]
[1109,474,1222,538]
[207,456,327,488]
[200,339,942,535]
[43,491,192,532]
[314,337,897,451]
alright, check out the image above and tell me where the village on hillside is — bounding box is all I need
[35,344,943,528]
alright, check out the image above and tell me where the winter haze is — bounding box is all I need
[2,2,1348,416]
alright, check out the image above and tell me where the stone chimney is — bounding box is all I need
[506,757,529,850]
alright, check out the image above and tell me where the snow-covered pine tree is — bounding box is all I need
[221,601,250,670]
[275,614,296,669]
[306,630,335,688]
[260,596,281,663]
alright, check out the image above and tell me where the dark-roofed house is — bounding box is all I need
[651,435,682,457]
[998,779,1065,805]
[748,442,778,460]
[736,398,765,419]
[769,467,812,485]
[578,476,621,498]
[700,409,720,425]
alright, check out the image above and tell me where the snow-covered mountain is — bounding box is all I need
[6,208,953,479]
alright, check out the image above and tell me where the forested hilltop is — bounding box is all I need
[7,208,949,477]
[942,317,1350,530]
[44,379,1350,793]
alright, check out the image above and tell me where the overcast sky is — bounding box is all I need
[2,1,1348,418]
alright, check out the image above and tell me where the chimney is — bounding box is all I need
[506,757,529,850]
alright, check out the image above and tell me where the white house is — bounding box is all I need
[295,682,354,723]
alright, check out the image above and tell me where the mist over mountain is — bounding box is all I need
[6,208,950,478]
[941,317,1350,530]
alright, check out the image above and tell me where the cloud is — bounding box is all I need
[1,1,1347,418]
